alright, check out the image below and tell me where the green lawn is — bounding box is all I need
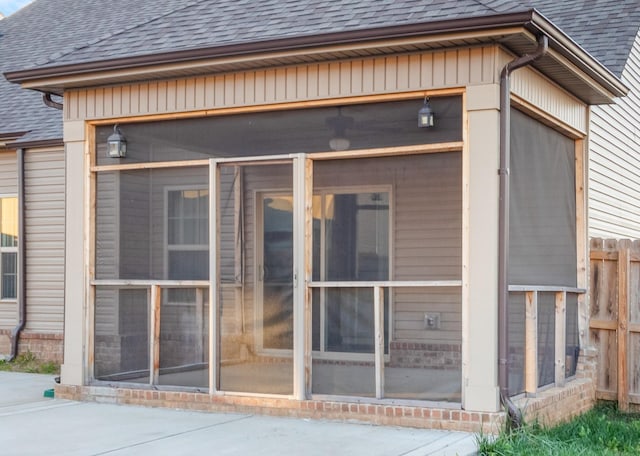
[478,402,640,455]
[0,351,59,375]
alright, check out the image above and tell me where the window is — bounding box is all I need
[312,190,390,354]
[0,197,18,300]
[166,188,208,303]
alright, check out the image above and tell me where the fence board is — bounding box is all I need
[590,238,640,410]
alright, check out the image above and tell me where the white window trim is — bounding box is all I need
[164,185,209,306]
[0,194,18,303]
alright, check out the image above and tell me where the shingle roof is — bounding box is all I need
[24,0,528,69]
[2,0,639,143]
[0,0,194,142]
[523,0,640,76]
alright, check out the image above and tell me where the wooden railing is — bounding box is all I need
[308,280,461,399]
[91,279,209,385]
[508,285,586,396]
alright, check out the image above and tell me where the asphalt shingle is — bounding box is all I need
[1,0,638,142]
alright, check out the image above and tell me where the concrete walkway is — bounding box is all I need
[0,372,478,455]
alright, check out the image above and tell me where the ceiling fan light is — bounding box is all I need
[329,136,350,151]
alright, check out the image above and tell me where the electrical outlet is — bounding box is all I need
[424,312,441,330]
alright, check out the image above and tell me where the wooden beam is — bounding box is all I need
[150,284,161,385]
[374,286,385,400]
[304,157,313,397]
[233,166,243,336]
[292,154,307,400]
[589,251,619,261]
[86,123,97,383]
[555,291,566,387]
[575,138,588,350]
[618,242,630,411]
[589,319,617,331]
[91,159,209,172]
[91,279,209,287]
[525,290,538,397]
[508,285,586,294]
[195,288,205,363]
[209,159,220,394]
[308,280,462,288]
[308,142,463,161]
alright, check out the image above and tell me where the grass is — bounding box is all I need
[0,351,59,375]
[478,402,640,455]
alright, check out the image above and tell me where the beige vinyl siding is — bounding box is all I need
[314,153,462,344]
[589,31,640,238]
[392,152,462,342]
[24,148,65,333]
[65,46,497,121]
[0,152,17,328]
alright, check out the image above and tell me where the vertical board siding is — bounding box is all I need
[66,47,498,121]
[25,149,65,333]
[589,31,640,238]
[0,153,17,327]
[497,49,588,133]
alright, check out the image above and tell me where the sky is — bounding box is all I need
[0,0,32,17]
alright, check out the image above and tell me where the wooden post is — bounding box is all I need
[304,157,313,397]
[555,291,566,387]
[292,154,307,400]
[209,159,219,394]
[525,290,538,396]
[233,166,244,335]
[374,286,385,399]
[150,284,161,385]
[195,287,204,362]
[618,242,630,411]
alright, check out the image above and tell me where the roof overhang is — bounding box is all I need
[4,10,629,105]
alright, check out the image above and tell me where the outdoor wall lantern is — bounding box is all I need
[327,107,353,151]
[418,97,435,128]
[107,124,127,158]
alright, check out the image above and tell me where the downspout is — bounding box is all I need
[42,93,63,110]
[498,34,548,428]
[9,148,26,361]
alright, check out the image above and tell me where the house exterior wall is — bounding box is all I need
[0,152,17,334]
[0,147,65,363]
[61,43,590,416]
[588,30,640,239]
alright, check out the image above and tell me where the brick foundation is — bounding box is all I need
[389,342,461,370]
[0,330,63,363]
[55,347,598,433]
[515,347,598,427]
[54,383,505,433]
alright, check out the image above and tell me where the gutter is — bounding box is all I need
[498,34,548,429]
[3,9,627,100]
[9,148,26,361]
[4,11,535,83]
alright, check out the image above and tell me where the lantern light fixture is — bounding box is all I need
[107,124,127,158]
[418,97,435,128]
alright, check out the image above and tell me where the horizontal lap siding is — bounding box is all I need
[0,153,17,328]
[393,152,462,343]
[315,154,462,344]
[65,47,497,121]
[25,149,65,333]
[589,32,640,238]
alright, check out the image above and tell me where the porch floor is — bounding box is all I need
[148,362,461,402]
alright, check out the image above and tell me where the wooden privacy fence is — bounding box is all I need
[590,238,640,411]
